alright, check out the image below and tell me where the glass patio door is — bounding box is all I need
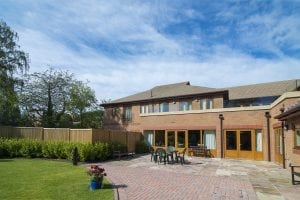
[238,131,254,159]
[167,131,175,147]
[225,131,238,158]
[225,130,256,159]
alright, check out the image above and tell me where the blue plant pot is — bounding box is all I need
[90,179,102,190]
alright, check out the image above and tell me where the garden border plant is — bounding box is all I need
[0,138,128,162]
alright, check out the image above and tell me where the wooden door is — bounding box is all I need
[225,130,258,160]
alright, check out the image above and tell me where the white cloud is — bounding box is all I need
[2,0,299,101]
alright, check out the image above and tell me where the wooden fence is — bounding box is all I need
[0,127,143,152]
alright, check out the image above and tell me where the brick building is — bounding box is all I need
[101,79,300,167]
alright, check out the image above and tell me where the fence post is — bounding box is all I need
[68,128,71,142]
[42,128,45,141]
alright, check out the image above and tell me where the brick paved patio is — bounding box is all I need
[94,155,300,200]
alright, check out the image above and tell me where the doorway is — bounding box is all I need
[225,130,262,160]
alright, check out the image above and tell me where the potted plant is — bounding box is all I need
[87,165,107,190]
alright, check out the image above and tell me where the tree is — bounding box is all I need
[19,68,103,128]
[19,68,73,127]
[0,20,29,125]
[69,81,101,128]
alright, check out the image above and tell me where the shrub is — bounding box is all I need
[135,140,149,154]
[0,138,113,162]
[20,140,43,158]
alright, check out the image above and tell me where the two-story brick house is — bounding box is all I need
[101,79,300,166]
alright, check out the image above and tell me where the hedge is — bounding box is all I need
[135,140,149,154]
[0,138,127,162]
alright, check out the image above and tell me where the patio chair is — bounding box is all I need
[156,148,167,165]
[149,146,158,162]
[176,148,186,165]
[166,146,176,164]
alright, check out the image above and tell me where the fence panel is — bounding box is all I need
[44,128,70,141]
[92,129,110,143]
[0,127,143,151]
[127,132,142,152]
[110,131,127,145]
[70,129,92,143]
[13,127,43,140]
[0,126,13,138]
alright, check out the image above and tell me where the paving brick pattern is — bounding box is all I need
[97,155,262,200]
[90,155,300,200]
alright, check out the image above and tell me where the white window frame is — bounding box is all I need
[200,98,213,110]
[179,101,192,111]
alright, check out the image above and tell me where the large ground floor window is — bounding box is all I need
[145,129,216,157]
[188,130,216,150]
[144,130,154,146]
[155,130,165,147]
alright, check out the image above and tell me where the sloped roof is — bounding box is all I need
[107,82,225,105]
[224,79,300,100]
[102,79,300,106]
[275,101,300,120]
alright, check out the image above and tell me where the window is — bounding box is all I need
[200,99,213,110]
[155,130,165,146]
[275,128,283,155]
[123,106,132,121]
[144,130,154,146]
[203,130,216,150]
[188,130,201,147]
[295,129,300,147]
[177,131,186,148]
[140,104,149,114]
[255,130,263,152]
[159,102,169,112]
[179,101,192,111]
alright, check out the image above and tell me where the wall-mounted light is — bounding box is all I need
[219,114,224,120]
[284,121,289,130]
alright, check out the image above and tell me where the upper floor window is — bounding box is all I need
[179,101,192,111]
[123,106,132,121]
[159,102,169,112]
[140,104,149,114]
[200,99,213,110]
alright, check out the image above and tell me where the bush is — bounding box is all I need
[135,140,149,154]
[0,138,113,162]
[20,140,43,158]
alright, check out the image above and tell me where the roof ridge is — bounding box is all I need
[222,79,299,89]
[152,81,190,89]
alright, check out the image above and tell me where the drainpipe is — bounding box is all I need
[219,114,224,158]
[280,106,286,169]
[265,112,271,162]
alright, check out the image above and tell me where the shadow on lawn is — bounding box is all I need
[0,159,14,162]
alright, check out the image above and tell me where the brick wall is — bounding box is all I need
[103,92,300,164]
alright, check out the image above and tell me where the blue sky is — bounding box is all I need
[1,0,300,101]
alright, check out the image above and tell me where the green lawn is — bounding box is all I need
[0,159,114,200]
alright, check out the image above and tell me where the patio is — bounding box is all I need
[99,155,300,200]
